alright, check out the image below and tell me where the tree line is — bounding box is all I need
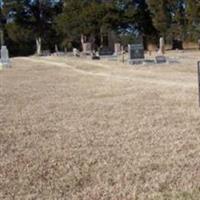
[0,0,199,56]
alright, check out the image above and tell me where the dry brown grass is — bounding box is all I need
[1,51,200,199]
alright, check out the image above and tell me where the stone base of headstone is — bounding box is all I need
[99,47,113,56]
[92,56,100,60]
[82,43,92,55]
[143,59,157,64]
[128,59,145,65]
[155,55,167,64]
[91,51,100,60]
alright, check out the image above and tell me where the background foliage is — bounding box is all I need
[0,0,199,56]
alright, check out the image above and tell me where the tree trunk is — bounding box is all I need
[36,37,42,55]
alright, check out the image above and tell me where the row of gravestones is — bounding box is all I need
[81,39,166,64]
[82,42,122,56]
[0,46,10,70]
[128,38,167,65]
[128,44,167,64]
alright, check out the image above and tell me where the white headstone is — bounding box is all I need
[114,43,121,56]
[73,48,80,57]
[55,44,59,53]
[158,37,165,55]
[82,43,92,54]
[1,46,10,67]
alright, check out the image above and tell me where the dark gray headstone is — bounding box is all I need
[99,47,113,56]
[128,44,144,60]
[155,55,167,64]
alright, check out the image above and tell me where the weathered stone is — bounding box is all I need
[114,43,121,56]
[0,46,10,67]
[82,43,92,54]
[73,48,80,57]
[158,37,165,55]
[99,47,113,56]
[128,43,144,60]
[91,51,100,60]
[155,55,167,64]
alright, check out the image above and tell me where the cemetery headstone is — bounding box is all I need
[0,46,10,68]
[128,43,144,64]
[91,51,100,60]
[83,43,92,55]
[155,55,167,64]
[73,48,80,57]
[158,37,165,55]
[121,46,125,63]
[55,44,59,53]
[114,43,121,56]
[99,47,113,56]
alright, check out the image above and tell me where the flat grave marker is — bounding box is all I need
[155,55,167,64]
[99,47,113,56]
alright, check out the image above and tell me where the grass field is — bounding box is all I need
[1,51,200,199]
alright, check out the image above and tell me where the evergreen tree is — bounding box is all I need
[55,0,119,50]
[147,0,171,38]
[56,0,157,49]
[187,0,200,40]
[120,0,158,45]
[3,0,62,55]
[1,0,200,55]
